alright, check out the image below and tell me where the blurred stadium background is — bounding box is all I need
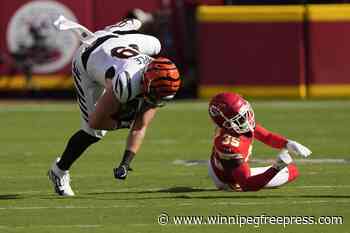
[0,1,350,232]
[1,0,350,99]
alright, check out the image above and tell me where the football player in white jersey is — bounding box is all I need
[48,18,181,196]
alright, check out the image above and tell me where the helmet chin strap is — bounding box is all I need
[144,94,165,107]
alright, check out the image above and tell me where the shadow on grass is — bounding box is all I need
[133,186,217,194]
[0,194,24,200]
[75,186,350,201]
[3,186,350,201]
[0,193,75,200]
[86,186,217,195]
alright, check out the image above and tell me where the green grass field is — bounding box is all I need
[0,100,349,233]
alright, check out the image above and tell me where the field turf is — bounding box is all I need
[0,100,349,233]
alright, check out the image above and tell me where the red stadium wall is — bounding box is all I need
[307,4,350,98]
[197,5,350,98]
[0,0,95,90]
[2,2,350,98]
[197,6,307,98]
[0,0,161,91]
[93,0,160,31]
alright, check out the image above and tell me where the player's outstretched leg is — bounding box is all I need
[56,130,100,171]
[48,130,100,196]
[251,164,299,188]
[229,150,293,192]
[266,149,298,188]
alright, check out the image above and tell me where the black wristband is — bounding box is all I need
[120,150,136,166]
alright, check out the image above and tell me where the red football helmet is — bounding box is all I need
[209,92,255,134]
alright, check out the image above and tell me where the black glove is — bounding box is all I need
[113,164,133,180]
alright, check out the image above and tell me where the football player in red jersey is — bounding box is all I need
[208,92,311,192]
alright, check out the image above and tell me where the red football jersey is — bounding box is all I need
[211,123,288,173]
[212,128,253,163]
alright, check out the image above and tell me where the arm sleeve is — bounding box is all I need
[254,123,288,149]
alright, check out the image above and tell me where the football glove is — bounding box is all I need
[113,164,133,180]
[286,140,312,158]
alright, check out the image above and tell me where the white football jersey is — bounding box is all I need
[58,17,162,136]
[82,33,160,103]
[71,32,161,133]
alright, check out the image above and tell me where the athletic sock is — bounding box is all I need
[57,130,100,171]
[287,164,299,182]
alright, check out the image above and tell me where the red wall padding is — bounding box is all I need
[93,0,160,31]
[0,0,162,75]
[198,22,305,86]
[0,0,94,74]
[308,22,350,84]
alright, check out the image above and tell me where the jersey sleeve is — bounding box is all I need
[254,123,288,149]
[214,134,244,160]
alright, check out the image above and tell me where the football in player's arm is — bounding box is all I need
[208,92,311,192]
[48,18,181,196]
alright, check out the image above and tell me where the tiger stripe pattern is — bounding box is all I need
[143,57,181,99]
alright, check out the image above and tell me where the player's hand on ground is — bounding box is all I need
[113,165,132,180]
[286,140,312,158]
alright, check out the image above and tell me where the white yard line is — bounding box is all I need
[0,199,348,212]
[1,100,349,113]
[1,185,350,200]
[0,224,154,229]
[0,225,102,229]
[0,184,349,212]
[211,199,350,207]
[173,158,350,166]
[289,185,350,189]
[252,158,350,164]
[0,205,138,210]
[0,106,77,112]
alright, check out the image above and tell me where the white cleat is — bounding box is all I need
[131,9,154,24]
[48,158,75,196]
[104,18,142,33]
[274,149,293,171]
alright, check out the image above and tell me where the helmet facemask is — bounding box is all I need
[210,103,255,134]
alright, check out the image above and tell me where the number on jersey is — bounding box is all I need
[222,134,240,147]
[111,46,139,59]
